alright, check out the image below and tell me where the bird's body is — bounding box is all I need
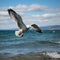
[8,9,42,37]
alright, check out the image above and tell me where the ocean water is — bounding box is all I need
[0,30,60,57]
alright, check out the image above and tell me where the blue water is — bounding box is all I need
[0,30,60,57]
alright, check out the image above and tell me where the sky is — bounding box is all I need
[0,0,60,29]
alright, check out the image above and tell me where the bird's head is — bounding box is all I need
[15,29,24,37]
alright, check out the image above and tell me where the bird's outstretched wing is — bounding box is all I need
[31,24,42,33]
[8,9,27,30]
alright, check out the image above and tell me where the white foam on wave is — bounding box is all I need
[56,41,60,44]
[46,52,60,58]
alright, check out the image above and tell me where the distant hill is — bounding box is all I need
[41,25,60,30]
[0,25,60,30]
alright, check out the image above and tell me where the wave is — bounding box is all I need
[45,52,60,58]
[14,40,60,46]
[1,40,60,49]
[0,51,60,58]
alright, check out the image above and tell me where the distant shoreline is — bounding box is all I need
[0,25,60,30]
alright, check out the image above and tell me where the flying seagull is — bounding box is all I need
[8,9,42,37]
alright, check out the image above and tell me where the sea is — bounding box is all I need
[0,30,60,58]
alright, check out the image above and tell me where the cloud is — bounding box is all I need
[11,4,60,12]
[23,13,60,26]
[42,13,60,20]
[0,11,8,15]
[28,4,52,11]
[15,4,28,12]
[31,13,60,20]
[0,4,60,29]
[13,4,52,12]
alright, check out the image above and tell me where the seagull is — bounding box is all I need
[8,9,42,37]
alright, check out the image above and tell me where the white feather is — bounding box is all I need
[26,25,31,28]
[15,31,20,36]
[15,29,23,37]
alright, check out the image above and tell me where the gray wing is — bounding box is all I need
[31,24,42,33]
[8,9,27,29]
